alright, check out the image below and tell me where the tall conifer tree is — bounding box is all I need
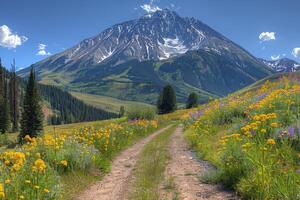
[157,84,176,114]
[0,59,10,133]
[9,59,20,132]
[20,67,44,139]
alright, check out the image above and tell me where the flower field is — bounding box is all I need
[0,119,159,199]
[184,74,300,199]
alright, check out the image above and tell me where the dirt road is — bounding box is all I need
[163,126,238,200]
[76,125,172,200]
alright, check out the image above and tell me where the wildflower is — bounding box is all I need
[5,179,11,184]
[267,139,276,145]
[0,184,4,198]
[19,195,25,199]
[25,180,31,184]
[24,135,32,142]
[12,163,23,171]
[34,185,40,190]
[288,127,295,137]
[33,159,47,172]
[261,129,267,133]
[60,160,68,167]
[271,122,278,127]
[44,188,50,193]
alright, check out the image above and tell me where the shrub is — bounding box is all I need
[127,106,156,120]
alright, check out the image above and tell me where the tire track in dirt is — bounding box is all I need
[163,126,239,200]
[76,125,172,200]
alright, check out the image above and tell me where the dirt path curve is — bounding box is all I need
[164,126,239,200]
[76,125,172,200]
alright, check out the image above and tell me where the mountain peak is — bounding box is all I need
[261,58,300,72]
[141,8,179,20]
[23,9,272,75]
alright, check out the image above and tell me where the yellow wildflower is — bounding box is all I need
[267,139,276,145]
[271,122,279,127]
[33,159,47,172]
[60,160,68,167]
[0,184,4,198]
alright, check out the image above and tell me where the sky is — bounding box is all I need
[0,0,299,70]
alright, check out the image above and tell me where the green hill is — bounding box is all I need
[70,91,154,113]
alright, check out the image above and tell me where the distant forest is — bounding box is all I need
[40,84,118,125]
[0,61,118,132]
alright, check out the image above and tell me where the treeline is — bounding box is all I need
[40,84,118,125]
[0,59,20,133]
[0,59,118,134]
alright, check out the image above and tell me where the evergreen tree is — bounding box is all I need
[19,67,44,139]
[0,61,10,134]
[186,92,199,109]
[157,84,176,114]
[9,59,20,132]
[119,106,125,117]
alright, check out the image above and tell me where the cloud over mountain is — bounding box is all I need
[0,25,27,48]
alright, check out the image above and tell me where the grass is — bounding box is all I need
[3,118,126,145]
[183,74,300,199]
[71,91,154,113]
[129,125,177,200]
[60,170,102,200]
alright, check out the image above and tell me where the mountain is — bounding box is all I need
[19,9,273,103]
[260,58,300,72]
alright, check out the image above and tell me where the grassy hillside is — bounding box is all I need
[70,92,154,114]
[19,49,271,104]
[183,72,300,199]
[236,71,300,94]
[0,116,162,199]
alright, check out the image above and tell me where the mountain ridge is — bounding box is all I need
[260,58,300,72]
[19,9,274,103]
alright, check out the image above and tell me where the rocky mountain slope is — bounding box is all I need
[260,58,300,72]
[19,9,273,103]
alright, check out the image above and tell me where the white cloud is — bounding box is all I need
[0,25,28,48]
[271,55,280,60]
[140,0,162,13]
[259,32,276,42]
[292,48,300,58]
[36,43,51,56]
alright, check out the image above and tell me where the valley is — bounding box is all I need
[0,2,300,200]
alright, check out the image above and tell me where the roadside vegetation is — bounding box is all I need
[0,114,161,199]
[0,69,166,199]
[184,73,300,199]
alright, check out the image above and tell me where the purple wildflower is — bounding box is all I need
[278,130,284,137]
[288,127,295,138]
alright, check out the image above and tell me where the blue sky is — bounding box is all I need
[0,0,299,70]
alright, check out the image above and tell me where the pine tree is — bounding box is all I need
[0,60,10,134]
[186,92,199,109]
[157,84,176,114]
[19,67,44,139]
[119,106,125,117]
[9,59,20,132]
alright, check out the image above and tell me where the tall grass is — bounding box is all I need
[127,106,156,120]
[184,75,300,199]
